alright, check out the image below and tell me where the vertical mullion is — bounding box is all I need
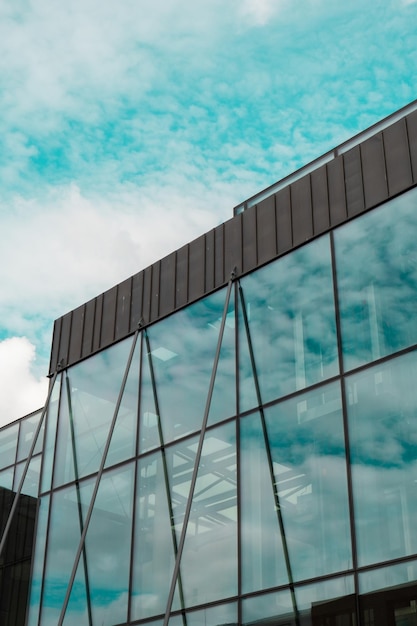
[330,230,361,624]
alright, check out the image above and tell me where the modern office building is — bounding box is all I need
[2,100,417,625]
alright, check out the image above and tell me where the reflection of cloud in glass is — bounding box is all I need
[142,287,236,447]
[239,234,338,411]
[347,350,417,566]
[335,187,417,371]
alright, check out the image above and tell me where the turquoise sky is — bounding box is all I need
[0,0,416,422]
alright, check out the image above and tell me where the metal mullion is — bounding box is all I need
[127,332,144,625]
[329,230,361,625]
[0,370,59,560]
[35,372,64,625]
[238,282,300,626]
[57,328,141,626]
[162,272,235,626]
[144,328,187,625]
[65,373,93,626]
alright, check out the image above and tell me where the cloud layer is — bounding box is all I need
[0,0,416,422]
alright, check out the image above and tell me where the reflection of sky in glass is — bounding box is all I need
[141,287,235,449]
[180,421,237,608]
[53,337,133,488]
[335,187,417,371]
[239,234,338,411]
[265,382,352,580]
[347,350,417,566]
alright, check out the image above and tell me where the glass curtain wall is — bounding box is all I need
[22,185,417,626]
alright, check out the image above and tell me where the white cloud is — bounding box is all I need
[0,337,48,426]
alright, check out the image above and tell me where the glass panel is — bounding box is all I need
[185,601,238,625]
[242,588,295,625]
[295,576,355,625]
[335,187,417,371]
[239,235,338,411]
[131,438,195,621]
[40,374,61,494]
[240,411,288,593]
[17,409,44,461]
[180,421,237,608]
[53,337,133,488]
[0,467,14,490]
[13,456,41,498]
[359,562,417,626]
[347,350,417,566]
[0,422,19,470]
[265,382,352,580]
[83,463,134,626]
[40,480,93,625]
[27,495,50,626]
[140,288,235,450]
[105,341,140,468]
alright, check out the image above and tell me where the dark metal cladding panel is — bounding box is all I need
[224,214,242,277]
[291,176,313,247]
[68,304,85,366]
[82,299,96,358]
[257,195,277,266]
[49,317,62,374]
[58,312,72,368]
[175,245,188,309]
[205,229,215,292]
[142,266,153,325]
[188,235,206,302]
[311,165,330,235]
[130,271,144,331]
[93,295,103,352]
[343,145,365,218]
[275,186,292,254]
[100,286,117,347]
[361,133,388,209]
[327,156,347,226]
[150,260,161,322]
[384,118,413,196]
[406,109,417,182]
[159,253,176,318]
[115,277,132,340]
[242,205,257,273]
[214,224,225,288]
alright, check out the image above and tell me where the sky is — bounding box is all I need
[0,0,416,426]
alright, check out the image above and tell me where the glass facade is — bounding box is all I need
[2,184,417,625]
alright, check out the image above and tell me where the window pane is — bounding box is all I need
[139,288,235,451]
[185,601,237,625]
[264,382,352,580]
[40,481,93,625]
[335,187,417,371]
[13,456,41,498]
[180,421,237,608]
[84,463,134,626]
[27,495,50,626]
[53,337,133,488]
[359,560,417,626]
[17,409,44,462]
[239,235,338,410]
[295,576,355,625]
[40,375,61,494]
[242,589,295,625]
[240,411,288,593]
[346,350,417,566]
[131,438,195,621]
[0,423,19,470]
